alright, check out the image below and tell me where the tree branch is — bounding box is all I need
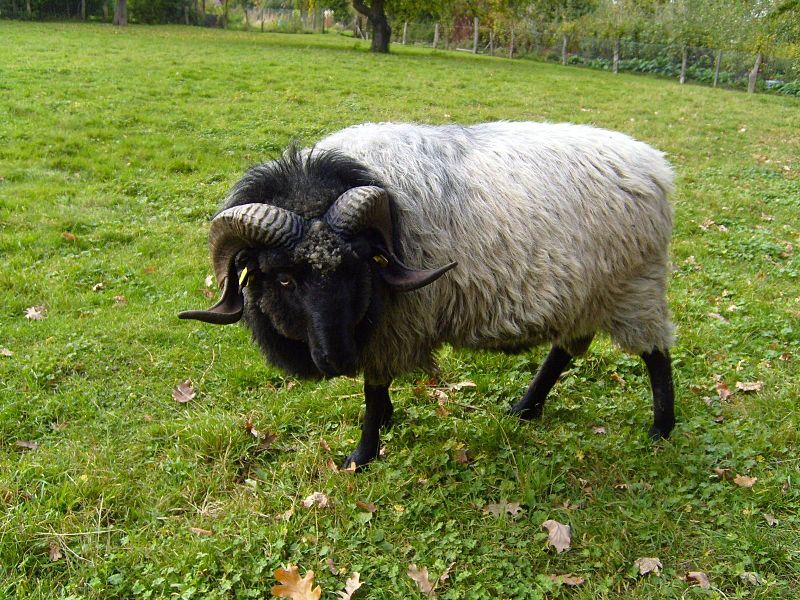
[352,0,370,18]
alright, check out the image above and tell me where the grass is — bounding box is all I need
[1,21,799,599]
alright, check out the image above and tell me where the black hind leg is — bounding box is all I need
[510,337,592,420]
[641,349,675,439]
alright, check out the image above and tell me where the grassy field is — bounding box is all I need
[1,21,799,599]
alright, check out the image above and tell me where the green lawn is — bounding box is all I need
[1,21,799,599]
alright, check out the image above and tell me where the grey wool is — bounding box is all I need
[313,121,675,384]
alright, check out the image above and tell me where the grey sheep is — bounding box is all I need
[180,121,676,469]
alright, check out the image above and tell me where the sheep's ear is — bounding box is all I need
[371,246,457,292]
[178,261,244,325]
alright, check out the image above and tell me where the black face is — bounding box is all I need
[235,234,383,379]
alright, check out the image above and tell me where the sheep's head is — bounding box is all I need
[179,186,456,378]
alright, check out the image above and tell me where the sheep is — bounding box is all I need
[179,121,676,469]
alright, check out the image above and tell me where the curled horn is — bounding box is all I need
[178,204,304,324]
[325,186,456,292]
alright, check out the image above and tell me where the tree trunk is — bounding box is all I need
[679,46,687,84]
[713,50,722,87]
[561,33,567,65]
[352,0,391,53]
[402,21,407,45]
[433,23,439,48]
[80,0,86,20]
[261,5,265,32]
[201,0,205,21]
[473,17,478,53]
[510,29,515,59]
[222,0,228,29]
[489,29,494,56]
[243,4,249,30]
[184,2,190,25]
[113,0,127,25]
[103,2,109,20]
[748,52,763,93]
[26,0,31,16]
[613,38,619,74]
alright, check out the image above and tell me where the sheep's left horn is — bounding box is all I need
[325,186,456,292]
[179,203,304,324]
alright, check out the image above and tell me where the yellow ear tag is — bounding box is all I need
[238,266,250,287]
[372,254,389,268]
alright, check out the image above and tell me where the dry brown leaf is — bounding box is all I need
[407,564,435,597]
[62,231,77,241]
[48,540,62,561]
[435,405,450,417]
[326,458,339,473]
[548,574,585,586]
[271,565,321,600]
[173,380,196,403]
[25,305,47,321]
[483,499,524,518]
[684,571,710,589]
[319,438,332,452]
[356,500,377,513]
[708,312,730,323]
[591,426,607,435]
[713,467,734,481]
[326,558,337,575]
[277,508,294,522]
[715,381,731,401]
[113,295,127,305]
[430,389,449,404]
[189,527,212,536]
[336,572,362,600]
[302,492,330,509]
[740,571,763,586]
[610,372,626,387]
[454,448,470,464]
[736,381,763,393]
[92,282,105,292]
[779,352,791,361]
[542,519,571,554]
[0,347,13,357]
[763,513,778,526]
[449,380,477,391]
[438,562,454,583]
[734,474,758,488]
[634,557,662,576]
[15,440,38,451]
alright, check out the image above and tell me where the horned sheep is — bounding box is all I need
[180,121,676,469]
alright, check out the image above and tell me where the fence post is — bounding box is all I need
[613,38,619,74]
[679,46,687,84]
[473,17,479,53]
[402,21,407,45]
[433,23,439,49]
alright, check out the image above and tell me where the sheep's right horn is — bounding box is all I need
[178,203,304,325]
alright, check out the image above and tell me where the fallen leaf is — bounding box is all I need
[734,474,758,488]
[435,405,450,417]
[713,415,725,423]
[302,492,330,509]
[684,571,710,589]
[189,527,212,536]
[319,438,331,452]
[779,352,791,361]
[763,513,778,526]
[715,381,731,401]
[614,483,629,491]
[713,467,734,481]
[205,274,214,288]
[438,562,454,583]
[336,572,362,600]
[326,558,337,575]
[430,389,448,404]
[542,519,571,553]
[15,440,38,451]
[483,499,524,518]
[0,347,13,357]
[407,564,435,597]
[25,305,47,320]
[326,458,339,473]
[62,231,76,241]
[739,571,763,586]
[356,500,377,513]
[453,448,470,464]
[610,372,626,387]
[736,381,763,393]
[592,426,607,435]
[579,478,593,494]
[708,312,730,324]
[634,557,662,576]
[277,508,294,521]
[113,295,127,305]
[202,287,215,299]
[449,380,477,391]
[92,282,105,292]
[144,265,157,274]
[173,380,196,403]
[49,540,62,561]
[548,574,585,586]
[271,565,321,600]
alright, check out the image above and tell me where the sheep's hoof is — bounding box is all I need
[342,449,376,472]
[648,424,673,440]
[508,401,543,420]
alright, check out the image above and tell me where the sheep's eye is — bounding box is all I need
[277,274,295,289]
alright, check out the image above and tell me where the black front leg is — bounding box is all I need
[509,345,575,420]
[343,382,393,470]
[641,349,675,439]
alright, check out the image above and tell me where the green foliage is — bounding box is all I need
[1,21,799,599]
[128,0,184,24]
